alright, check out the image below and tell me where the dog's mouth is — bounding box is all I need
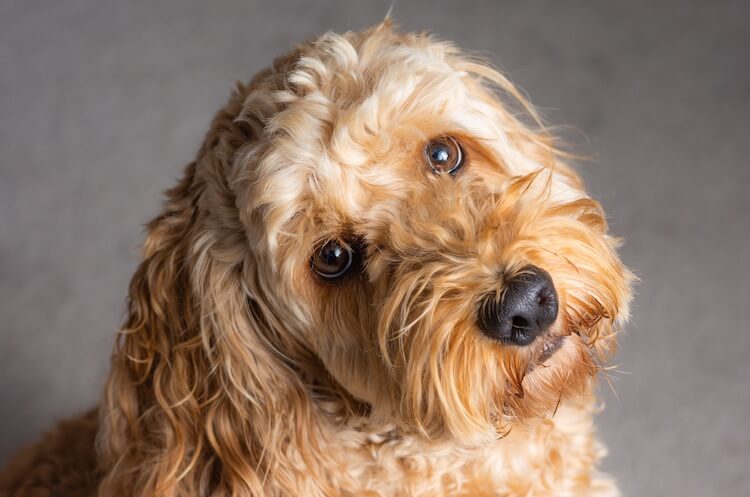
[541,335,566,360]
[536,335,567,364]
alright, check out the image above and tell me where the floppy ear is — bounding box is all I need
[97,71,333,497]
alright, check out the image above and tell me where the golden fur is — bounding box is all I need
[0,22,632,497]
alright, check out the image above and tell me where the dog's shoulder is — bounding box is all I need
[0,409,100,497]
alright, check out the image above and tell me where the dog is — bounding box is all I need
[0,21,633,497]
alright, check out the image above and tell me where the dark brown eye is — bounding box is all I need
[311,240,354,280]
[424,136,464,174]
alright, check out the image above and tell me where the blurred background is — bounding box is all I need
[1,1,748,495]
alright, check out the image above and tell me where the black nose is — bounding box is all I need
[478,266,559,346]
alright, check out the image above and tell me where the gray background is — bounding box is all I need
[1,1,748,495]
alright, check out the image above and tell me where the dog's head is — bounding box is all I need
[100,23,632,495]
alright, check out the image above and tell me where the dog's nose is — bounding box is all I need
[477,266,558,346]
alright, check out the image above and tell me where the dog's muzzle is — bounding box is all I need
[477,266,558,346]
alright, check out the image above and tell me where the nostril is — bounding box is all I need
[511,316,530,331]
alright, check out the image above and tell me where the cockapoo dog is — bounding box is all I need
[0,22,632,497]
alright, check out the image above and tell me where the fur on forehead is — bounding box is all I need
[233,23,584,263]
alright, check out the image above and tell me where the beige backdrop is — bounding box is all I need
[1,1,748,495]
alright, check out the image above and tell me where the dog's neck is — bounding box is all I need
[291,361,613,496]
[303,396,615,496]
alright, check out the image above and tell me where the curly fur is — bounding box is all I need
[1,22,632,497]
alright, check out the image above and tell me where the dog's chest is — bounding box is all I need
[321,403,616,497]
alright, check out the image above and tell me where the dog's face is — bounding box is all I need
[233,26,632,444]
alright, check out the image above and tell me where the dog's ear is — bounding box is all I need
[98,71,332,497]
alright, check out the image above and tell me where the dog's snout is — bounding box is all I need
[478,266,558,346]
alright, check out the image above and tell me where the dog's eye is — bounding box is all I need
[425,136,464,174]
[311,240,354,280]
